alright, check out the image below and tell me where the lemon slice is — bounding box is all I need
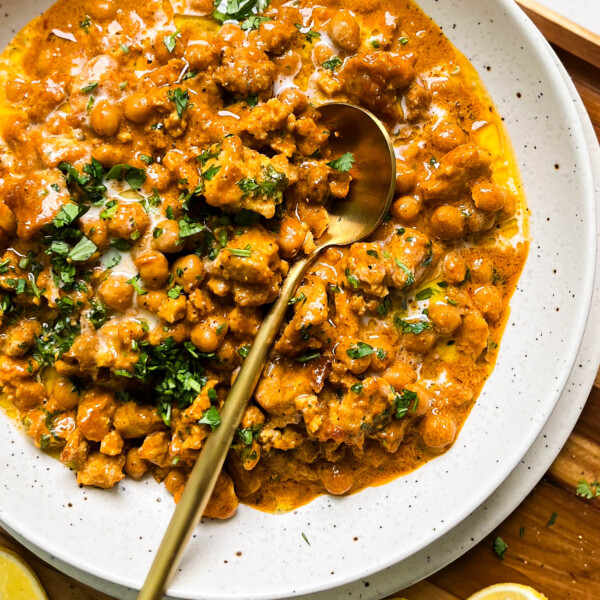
[0,546,48,600]
[467,583,548,600]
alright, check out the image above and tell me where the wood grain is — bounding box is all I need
[2,45,600,600]
[516,0,600,69]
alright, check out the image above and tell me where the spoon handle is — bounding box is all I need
[137,253,314,600]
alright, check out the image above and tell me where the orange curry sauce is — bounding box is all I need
[0,0,527,516]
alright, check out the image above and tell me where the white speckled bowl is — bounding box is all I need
[0,1,596,599]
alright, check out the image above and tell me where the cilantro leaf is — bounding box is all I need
[213,0,271,24]
[167,88,189,118]
[322,56,342,71]
[394,316,432,335]
[327,152,355,173]
[346,342,373,359]
[199,406,221,430]
[493,537,507,559]
[163,29,181,53]
[68,237,97,262]
[105,164,147,190]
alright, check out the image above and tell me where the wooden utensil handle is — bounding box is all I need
[516,0,600,69]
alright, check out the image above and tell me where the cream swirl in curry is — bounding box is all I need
[0,0,528,517]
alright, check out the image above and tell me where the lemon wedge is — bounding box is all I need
[467,583,548,600]
[0,546,48,600]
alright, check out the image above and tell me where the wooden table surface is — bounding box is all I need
[2,30,600,600]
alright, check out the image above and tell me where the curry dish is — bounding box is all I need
[0,0,528,517]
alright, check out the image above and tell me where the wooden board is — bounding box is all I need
[1,46,600,600]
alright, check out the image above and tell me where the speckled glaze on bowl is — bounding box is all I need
[0,1,596,599]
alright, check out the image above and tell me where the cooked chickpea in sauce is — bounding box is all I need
[0,0,528,517]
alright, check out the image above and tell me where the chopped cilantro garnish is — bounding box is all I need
[493,537,507,559]
[394,316,432,335]
[288,292,306,306]
[346,342,374,359]
[127,274,147,296]
[345,268,359,289]
[105,164,147,190]
[163,29,181,53]
[81,82,98,93]
[393,388,418,418]
[199,406,221,430]
[322,56,342,71]
[226,246,252,257]
[68,237,97,262]
[167,88,188,118]
[416,287,433,301]
[203,165,222,181]
[327,152,354,172]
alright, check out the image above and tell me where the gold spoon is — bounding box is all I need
[137,102,396,600]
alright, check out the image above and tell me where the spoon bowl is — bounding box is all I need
[137,103,396,600]
[317,103,397,248]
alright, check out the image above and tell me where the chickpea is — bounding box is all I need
[14,379,46,410]
[90,100,120,137]
[213,339,239,372]
[107,201,149,240]
[382,362,417,390]
[472,180,505,212]
[124,447,149,480]
[430,205,464,240]
[138,290,167,314]
[154,29,184,62]
[164,469,186,495]
[443,252,467,284]
[472,286,503,322]
[172,254,205,291]
[135,251,170,288]
[391,194,421,222]
[277,216,307,258]
[190,316,228,353]
[313,43,335,66]
[328,10,360,52]
[89,0,117,20]
[431,121,467,152]
[117,319,145,345]
[395,160,417,195]
[370,340,394,371]
[188,0,214,13]
[36,46,62,76]
[277,87,308,114]
[122,93,154,124]
[92,144,124,168]
[319,461,354,495]
[466,209,495,233]
[442,382,473,408]
[458,312,489,357]
[402,330,437,353]
[98,274,134,312]
[47,377,80,412]
[420,413,457,449]
[79,218,109,252]
[404,383,432,417]
[4,79,28,103]
[152,219,182,253]
[428,302,462,335]
[470,257,494,284]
